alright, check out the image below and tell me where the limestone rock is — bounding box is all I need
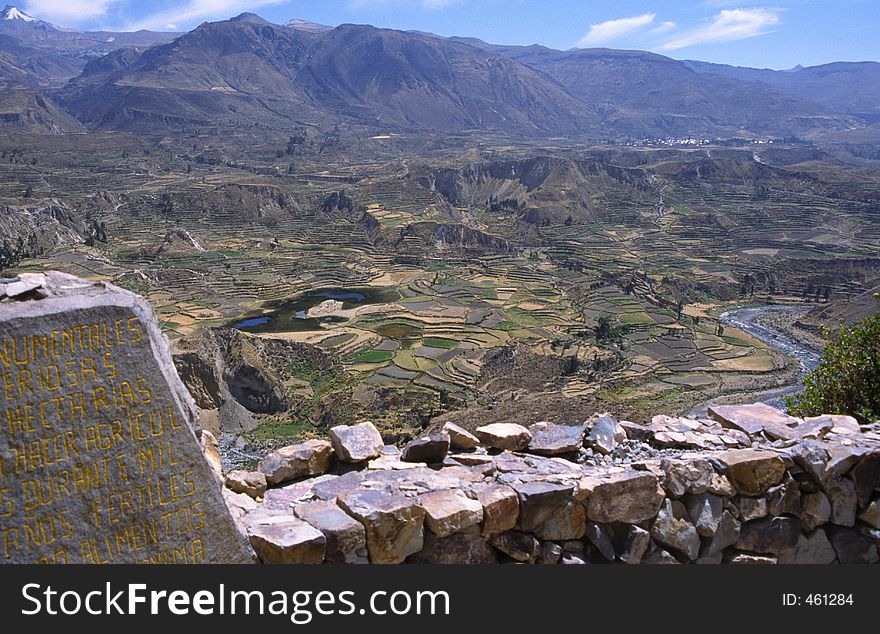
[512,481,575,532]
[652,499,701,561]
[534,501,586,541]
[401,433,450,464]
[201,430,223,480]
[263,479,321,510]
[704,511,742,556]
[419,490,484,537]
[245,514,326,564]
[725,552,777,564]
[585,414,624,455]
[643,546,680,564]
[716,449,785,496]
[329,422,385,463]
[293,500,368,564]
[825,445,868,477]
[767,475,801,516]
[583,471,665,523]
[3,273,45,298]
[801,491,832,531]
[538,541,563,564]
[368,454,426,470]
[788,441,829,482]
[472,484,519,536]
[585,521,615,560]
[735,516,801,555]
[618,525,651,564]
[707,474,736,497]
[450,453,494,467]
[223,488,259,521]
[736,496,769,522]
[662,458,714,497]
[527,422,585,456]
[859,499,880,529]
[408,527,496,564]
[709,403,801,439]
[338,489,425,564]
[790,417,834,440]
[225,470,268,499]
[825,526,880,564]
[685,493,724,537]
[442,421,480,450]
[560,552,587,565]
[850,453,880,508]
[778,529,837,564]
[823,473,857,527]
[804,415,860,434]
[489,531,541,563]
[475,423,532,451]
[258,440,333,485]
[619,420,653,442]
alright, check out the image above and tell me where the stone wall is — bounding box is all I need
[221,404,880,564]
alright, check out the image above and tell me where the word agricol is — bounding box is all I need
[21,583,450,624]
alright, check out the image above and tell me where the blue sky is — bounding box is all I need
[18,0,880,69]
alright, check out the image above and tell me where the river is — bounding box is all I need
[690,305,822,415]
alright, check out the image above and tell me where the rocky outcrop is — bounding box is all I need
[172,327,339,436]
[394,221,509,254]
[221,402,880,564]
[0,201,85,253]
[320,190,383,242]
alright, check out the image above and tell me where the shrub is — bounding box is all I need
[786,297,880,423]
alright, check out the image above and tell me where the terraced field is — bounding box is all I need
[4,138,879,440]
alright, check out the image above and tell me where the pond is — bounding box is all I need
[375,322,423,347]
[232,286,400,333]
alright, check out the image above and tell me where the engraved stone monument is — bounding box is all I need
[0,272,254,563]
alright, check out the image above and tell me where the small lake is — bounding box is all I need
[232,287,400,333]
[375,322,423,347]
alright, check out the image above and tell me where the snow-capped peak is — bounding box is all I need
[3,6,37,22]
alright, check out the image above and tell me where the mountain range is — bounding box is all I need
[1,6,878,140]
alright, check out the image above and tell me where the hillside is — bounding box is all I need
[0,79,81,132]
[56,16,599,136]
[492,45,856,138]
[0,5,177,86]
[684,60,880,121]
[0,10,875,140]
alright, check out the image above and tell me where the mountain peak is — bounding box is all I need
[229,12,272,25]
[0,4,69,31]
[284,18,332,33]
[2,5,36,22]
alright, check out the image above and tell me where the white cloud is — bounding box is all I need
[23,0,120,23]
[126,0,285,31]
[659,8,780,50]
[577,13,655,47]
[650,20,677,35]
